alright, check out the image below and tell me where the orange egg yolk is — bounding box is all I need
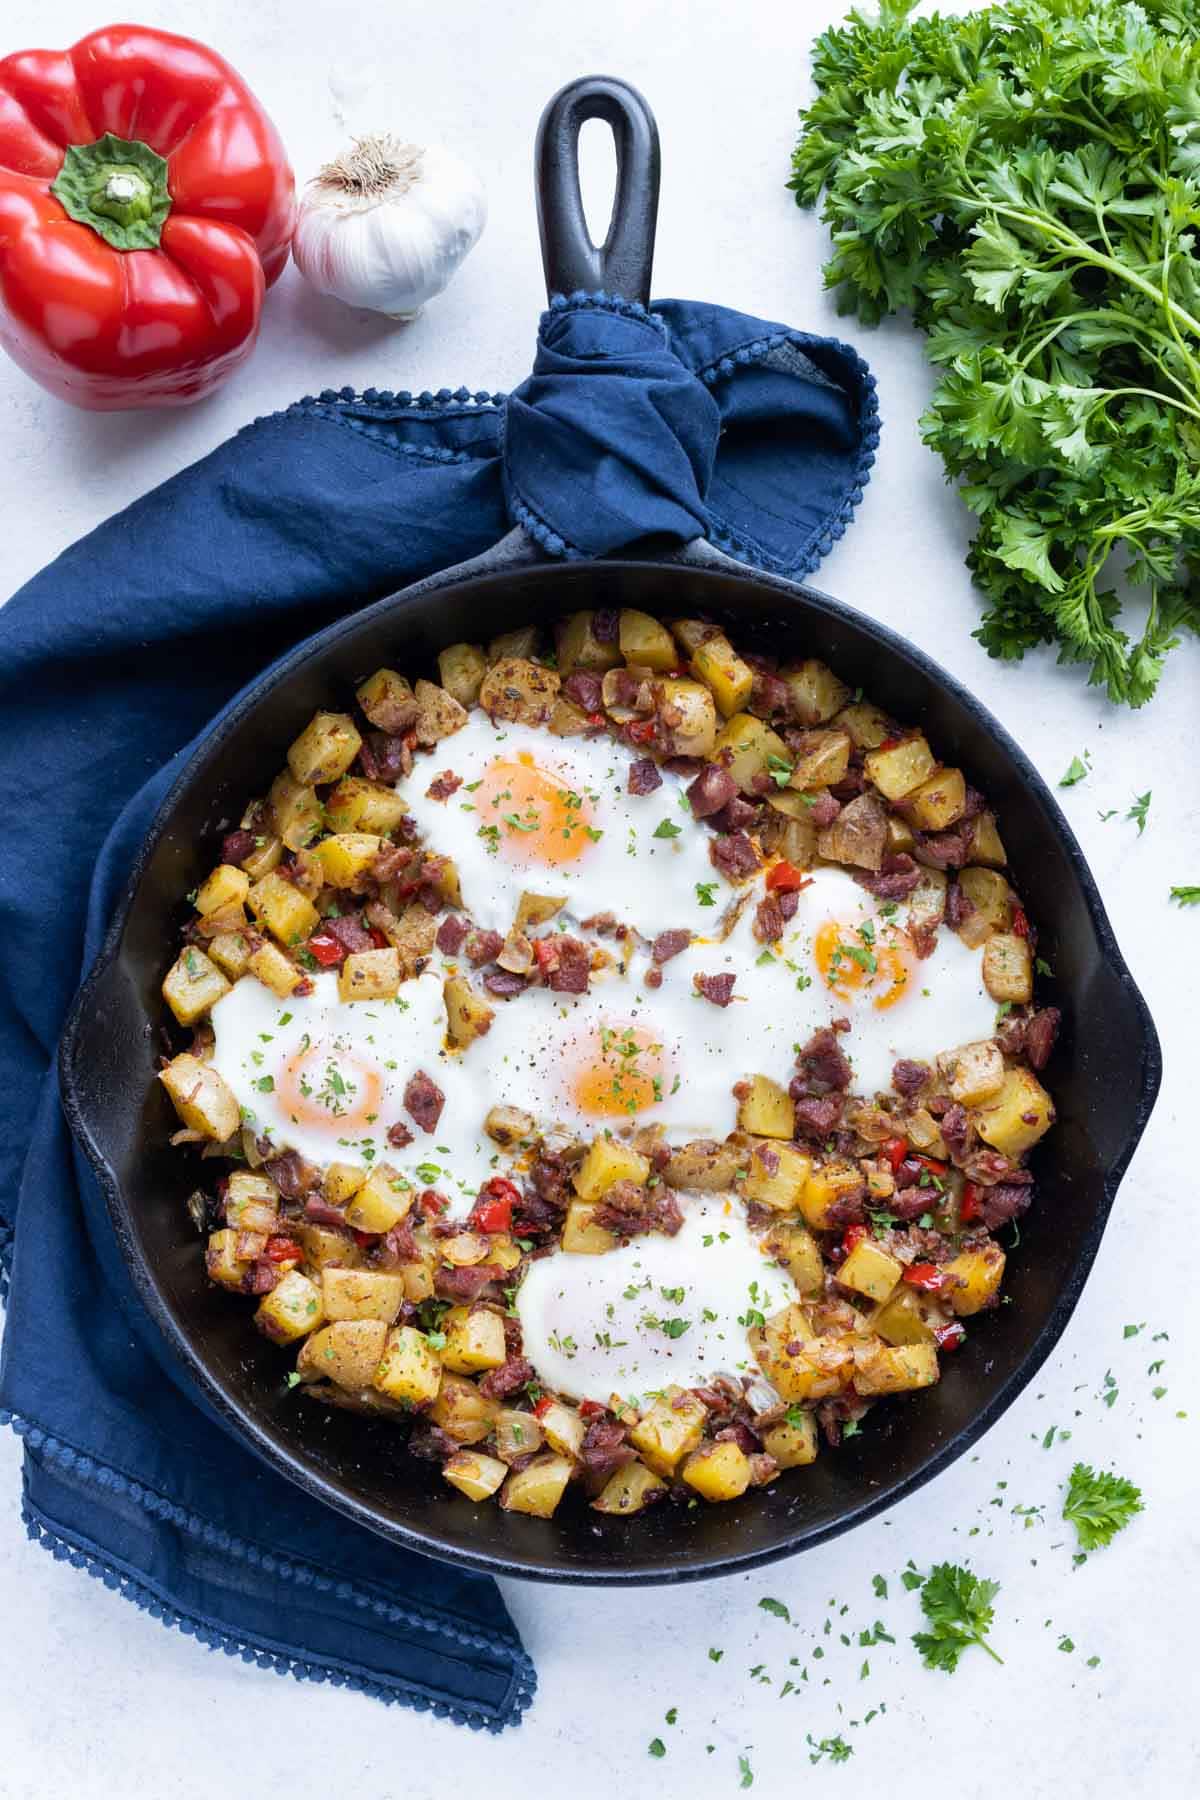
[475,754,597,866]
[277,1042,383,1133]
[814,918,910,1011]
[571,1021,667,1118]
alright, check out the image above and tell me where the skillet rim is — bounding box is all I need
[58,552,1162,1585]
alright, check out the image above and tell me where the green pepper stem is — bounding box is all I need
[51,133,171,251]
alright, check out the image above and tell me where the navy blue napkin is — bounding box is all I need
[0,293,878,1723]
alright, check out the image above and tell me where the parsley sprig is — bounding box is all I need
[911,1562,1003,1672]
[1062,1462,1144,1551]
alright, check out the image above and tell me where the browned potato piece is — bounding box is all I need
[297,1319,388,1389]
[788,728,852,791]
[573,1138,650,1200]
[482,1104,535,1147]
[816,792,887,871]
[974,1066,1054,1156]
[852,1339,939,1396]
[749,1308,851,1403]
[547,696,592,736]
[343,1164,415,1233]
[761,1412,818,1468]
[657,677,717,758]
[440,1305,507,1373]
[742,1141,812,1211]
[939,1039,1006,1107]
[431,1374,500,1445]
[956,867,1012,947]
[372,903,438,976]
[208,932,253,981]
[901,767,967,831]
[325,778,410,836]
[834,700,893,750]
[444,974,495,1047]
[413,679,469,746]
[736,1075,795,1140]
[159,1054,240,1140]
[488,625,541,663]
[162,947,230,1026]
[224,1172,280,1234]
[780,659,851,725]
[765,792,818,869]
[629,1387,707,1475]
[561,1200,619,1254]
[663,1138,748,1191]
[256,1271,324,1344]
[437,642,487,706]
[514,891,565,931]
[713,712,790,794]
[194,864,249,917]
[443,1450,508,1501]
[374,1326,442,1406]
[982,932,1033,1004]
[287,711,363,786]
[247,941,302,998]
[500,1453,574,1517]
[970,811,1008,868]
[864,734,937,801]
[691,633,754,717]
[268,771,323,849]
[321,1268,406,1323]
[337,947,401,1002]
[247,871,319,946]
[478,656,561,725]
[296,1223,364,1271]
[941,1243,1006,1316]
[356,669,417,734]
[618,609,676,672]
[908,866,947,937]
[591,1461,667,1514]
[887,813,916,854]
[206,1228,252,1291]
[871,1286,936,1347]
[681,1440,752,1501]
[557,611,622,675]
[799,1160,865,1231]
[838,1237,903,1303]
[538,1399,586,1460]
[763,1221,824,1296]
[325,1162,367,1205]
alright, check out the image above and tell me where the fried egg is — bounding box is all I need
[400,714,722,938]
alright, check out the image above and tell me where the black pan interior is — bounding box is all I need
[61,557,1160,1584]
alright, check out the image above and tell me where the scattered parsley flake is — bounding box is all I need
[648,1738,666,1760]
[759,1597,790,1622]
[1126,791,1152,836]
[1059,754,1090,787]
[653,818,682,840]
[1169,886,1200,906]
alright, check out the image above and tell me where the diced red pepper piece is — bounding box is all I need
[913,1153,948,1177]
[264,1236,303,1263]
[306,930,347,968]
[469,1176,520,1234]
[934,1321,967,1352]
[368,926,390,950]
[350,1229,377,1247]
[418,1188,449,1218]
[1011,905,1030,939]
[842,1223,869,1254]
[960,1181,983,1223]
[578,1398,606,1420]
[532,1396,555,1419]
[766,860,812,894]
[533,938,558,971]
[883,1136,909,1174]
[903,1261,947,1292]
[878,735,906,752]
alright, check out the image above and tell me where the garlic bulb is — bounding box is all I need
[292,133,486,320]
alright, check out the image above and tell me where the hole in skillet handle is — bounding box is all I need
[535,74,660,304]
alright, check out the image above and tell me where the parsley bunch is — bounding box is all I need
[911,1562,1004,1670]
[791,0,1200,705]
[1063,1461,1144,1549]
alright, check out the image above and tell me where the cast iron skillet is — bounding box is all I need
[60,77,1160,1585]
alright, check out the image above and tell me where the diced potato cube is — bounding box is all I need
[297,1319,388,1389]
[338,947,401,1002]
[373,1325,443,1406]
[871,1286,936,1347]
[742,1141,813,1211]
[573,1137,650,1201]
[444,974,495,1047]
[356,669,417,733]
[514,891,565,932]
[440,1305,507,1373]
[488,625,541,663]
[256,1270,324,1344]
[343,1164,414,1233]
[712,712,790,794]
[556,610,622,675]
[206,1228,250,1291]
[287,711,362,786]
[941,1039,1006,1107]
[413,679,469,746]
[224,1171,280,1234]
[681,1440,752,1502]
[663,1137,749,1191]
[982,932,1033,1004]
[941,1243,1006,1316]
[547,696,592,736]
[901,767,967,831]
[431,1375,500,1445]
[321,1267,406,1323]
[619,609,677,672]
[970,811,1007,868]
[561,1199,619,1254]
[798,1160,864,1231]
[194,864,250,917]
[691,633,754,717]
[159,1054,240,1140]
[162,947,230,1026]
[591,1460,667,1514]
[500,1453,574,1517]
[239,831,283,880]
[313,832,383,888]
[478,657,561,726]
[401,1254,436,1304]
[864,734,937,801]
[834,700,892,749]
[443,1450,508,1501]
[208,931,253,980]
[908,867,947,938]
[669,618,721,655]
[657,678,718,758]
[377,903,439,976]
[482,1104,535,1147]
[887,813,917,854]
[956,868,1013,947]
[788,728,852,791]
[538,1400,586,1459]
[975,1066,1054,1155]
[852,1340,939,1396]
[268,771,323,849]
[736,1074,795,1140]
[749,1306,851,1403]
[780,659,851,725]
[629,1387,708,1476]
[761,1412,818,1468]
[838,1237,903,1302]
[247,940,302,998]
[247,872,319,947]
[764,793,818,869]
[817,791,888,872]
[763,1221,825,1296]
[296,1223,363,1270]
[325,778,411,836]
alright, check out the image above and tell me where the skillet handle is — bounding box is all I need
[535,75,660,304]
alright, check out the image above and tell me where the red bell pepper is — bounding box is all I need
[1011,905,1030,939]
[469,1177,520,1234]
[305,931,347,969]
[883,1136,909,1173]
[0,25,293,408]
[933,1321,966,1352]
[532,1395,555,1420]
[903,1262,947,1292]
[960,1181,983,1223]
[841,1223,869,1255]
[263,1235,303,1264]
[766,860,812,894]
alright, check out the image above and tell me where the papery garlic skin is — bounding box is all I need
[292,138,486,320]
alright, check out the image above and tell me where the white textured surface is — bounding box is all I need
[1,2,1196,1795]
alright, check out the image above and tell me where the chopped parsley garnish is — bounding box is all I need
[253,1075,275,1093]
[1062,1463,1144,1551]
[647,1738,666,1759]
[1169,885,1200,906]
[1126,790,1152,836]
[911,1563,1003,1672]
[652,818,682,840]
[759,1596,790,1621]
[738,1755,755,1787]
[1059,753,1090,787]
[695,882,719,906]
[807,1736,852,1766]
